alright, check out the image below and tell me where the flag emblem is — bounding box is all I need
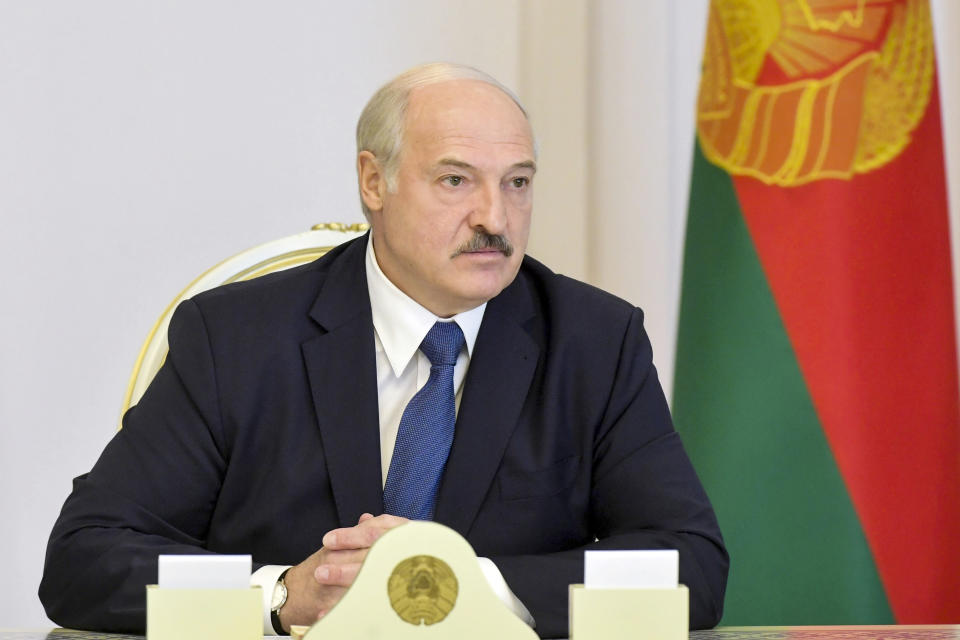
[698,0,933,186]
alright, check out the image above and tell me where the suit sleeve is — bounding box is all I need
[489,308,729,639]
[39,299,237,632]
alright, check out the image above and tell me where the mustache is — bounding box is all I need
[452,231,514,258]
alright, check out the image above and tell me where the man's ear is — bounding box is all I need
[357,151,386,213]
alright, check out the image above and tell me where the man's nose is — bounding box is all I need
[468,182,508,234]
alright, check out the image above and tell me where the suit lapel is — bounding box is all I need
[434,273,540,536]
[301,237,384,527]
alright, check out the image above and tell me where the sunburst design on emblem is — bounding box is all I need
[769,0,897,78]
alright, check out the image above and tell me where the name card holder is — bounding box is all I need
[568,583,688,640]
[146,584,262,640]
[301,521,538,640]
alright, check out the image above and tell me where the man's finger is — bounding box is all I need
[321,527,369,550]
[322,514,409,549]
[317,547,368,566]
[314,562,362,587]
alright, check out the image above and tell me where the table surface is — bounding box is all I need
[1,626,958,640]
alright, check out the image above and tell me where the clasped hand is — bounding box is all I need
[277,513,409,632]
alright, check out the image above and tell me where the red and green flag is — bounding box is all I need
[673,0,960,624]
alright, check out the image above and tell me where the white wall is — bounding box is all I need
[586,0,710,396]
[933,0,960,356]
[1,0,957,629]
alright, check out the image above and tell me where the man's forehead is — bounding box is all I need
[404,80,534,153]
[429,155,537,178]
[406,78,522,116]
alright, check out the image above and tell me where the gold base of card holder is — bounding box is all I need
[569,583,689,640]
[145,584,262,640]
[302,521,538,640]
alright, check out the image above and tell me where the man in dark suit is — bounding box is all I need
[40,63,727,638]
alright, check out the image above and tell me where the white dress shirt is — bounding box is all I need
[251,235,533,633]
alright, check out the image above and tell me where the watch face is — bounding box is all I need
[271,580,288,611]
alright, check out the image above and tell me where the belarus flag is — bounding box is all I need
[673,0,960,624]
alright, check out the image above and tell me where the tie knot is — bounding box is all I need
[420,321,464,367]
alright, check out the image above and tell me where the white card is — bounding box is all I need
[157,554,251,589]
[584,549,679,589]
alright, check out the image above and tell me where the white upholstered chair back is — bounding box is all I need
[120,222,368,424]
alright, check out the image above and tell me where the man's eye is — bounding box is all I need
[511,177,529,188]
[443,175,463,186]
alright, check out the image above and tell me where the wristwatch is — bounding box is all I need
[270,568,290,635]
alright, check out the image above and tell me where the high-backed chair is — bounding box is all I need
[120,222,369,424]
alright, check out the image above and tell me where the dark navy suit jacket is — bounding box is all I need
[40,235,727,638]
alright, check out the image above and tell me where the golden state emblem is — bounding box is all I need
[697,0,934,186]
[387,555,459,626]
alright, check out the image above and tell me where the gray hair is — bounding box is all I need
[356,62,534,218]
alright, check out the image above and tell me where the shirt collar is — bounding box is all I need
[366,234,486,377]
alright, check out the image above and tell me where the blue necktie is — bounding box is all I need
[383,321,465,520]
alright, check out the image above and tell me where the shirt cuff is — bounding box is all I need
[477,557,536,628]
[251,564,292,635]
